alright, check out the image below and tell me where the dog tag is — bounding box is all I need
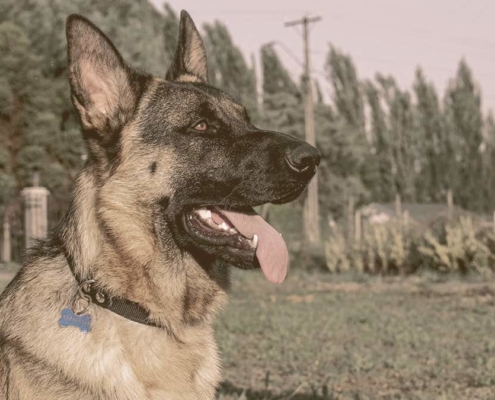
[59,308,92,333]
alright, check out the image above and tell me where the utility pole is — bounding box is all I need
[285,15,321,246]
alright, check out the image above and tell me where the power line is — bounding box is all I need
[272,41,304,68]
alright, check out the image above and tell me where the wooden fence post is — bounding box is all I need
[1,219,11,263]
[395,194,402,217]
[395,194,403,232]
[347,196,355,245]
[447,189,453,220]
[354,210,362,245]
[403,210,410,232]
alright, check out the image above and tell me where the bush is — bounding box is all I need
[325,216,495,276]
[418,216,494,275]
[325,223,417,275]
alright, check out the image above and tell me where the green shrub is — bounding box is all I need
[324,227,350,273]
[418,216,494,275]
[325,223,416,275]
[325,216,495,276]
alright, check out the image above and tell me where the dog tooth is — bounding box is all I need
[219,222,229,231]
[249,234,258,249]
[197,208,212,220]
[228,228,238,234]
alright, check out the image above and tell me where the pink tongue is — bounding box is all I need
[220,209,288,283]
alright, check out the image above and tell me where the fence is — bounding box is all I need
[1,180,56,264]
[343,191,495,246]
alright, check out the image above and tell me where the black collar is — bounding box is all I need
[64,250,163,329]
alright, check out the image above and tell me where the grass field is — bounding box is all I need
[216,270,495,400]
[2,266,495,399]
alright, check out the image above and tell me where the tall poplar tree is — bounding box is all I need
[444,59,484,211]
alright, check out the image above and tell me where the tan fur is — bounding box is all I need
[175,74,203,83]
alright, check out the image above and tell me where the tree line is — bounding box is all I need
[0,0,494,231]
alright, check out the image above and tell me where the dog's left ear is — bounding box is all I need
[166,10,208,83]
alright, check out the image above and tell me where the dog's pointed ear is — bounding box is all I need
[166,10,208,83]
[66,15,138,134]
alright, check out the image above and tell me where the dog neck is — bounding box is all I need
[58,164,229,332]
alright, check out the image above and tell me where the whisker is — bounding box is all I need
[217,178,247,206]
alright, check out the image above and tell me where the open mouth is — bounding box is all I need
[183,205,289,283]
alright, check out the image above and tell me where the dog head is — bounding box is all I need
[66,11,319,284]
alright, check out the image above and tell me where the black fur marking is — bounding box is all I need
[150,162,157,174]
[159,197,170,212]
[24,234,65,264]
[105,131,121,170]
[129,70,153,105]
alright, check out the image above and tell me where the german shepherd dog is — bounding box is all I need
[0,11,319,400]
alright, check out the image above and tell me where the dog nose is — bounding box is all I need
[284,144,320,174]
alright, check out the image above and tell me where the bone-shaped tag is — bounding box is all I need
[59,308,91,333]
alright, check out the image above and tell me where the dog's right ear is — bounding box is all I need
[166,10,208,83]
[66,15,138,136]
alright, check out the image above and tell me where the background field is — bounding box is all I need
[216,270,495,400]
[4,266,494,400]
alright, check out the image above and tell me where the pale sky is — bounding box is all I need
[151,0,495,113]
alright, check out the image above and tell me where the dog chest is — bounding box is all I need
[88,316,221,399]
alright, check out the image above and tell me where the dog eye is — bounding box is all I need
[193,121,208,131]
